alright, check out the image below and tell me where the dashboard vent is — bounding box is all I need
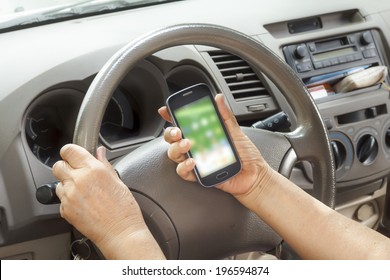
[208,50,269,101]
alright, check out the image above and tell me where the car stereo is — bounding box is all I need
[283,30,383,83]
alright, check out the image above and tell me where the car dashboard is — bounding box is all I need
[1,0,390,259]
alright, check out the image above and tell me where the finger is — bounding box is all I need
[55,182,65,201]
[163,126,182,144]
[215,94,244,137]
[158,106,172,123]
[59,144,96,169]
[167,138,191,163]
[96,145,119,178]
[215,94,239,127]
[176,158,196,182]
[96,146,111,169]
[52,160,73,181]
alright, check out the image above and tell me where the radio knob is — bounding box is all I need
[294,44,308,59]
[360,31,373,45]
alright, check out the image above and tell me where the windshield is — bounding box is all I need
[0,0,182,32]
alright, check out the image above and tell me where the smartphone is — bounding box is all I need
[166,83,241,187]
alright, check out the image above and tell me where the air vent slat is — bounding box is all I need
[208,50,269,101]
[220,66,251,72]
[228,80,264,88]
[215,59,244,66]
[211,54,236,61]
[224,73,257,80]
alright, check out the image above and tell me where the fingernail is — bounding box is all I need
[186,158,194,166]
[179,139,187,148]
[170,128,177,137]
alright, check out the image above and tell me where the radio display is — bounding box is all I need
[312,47,356,61]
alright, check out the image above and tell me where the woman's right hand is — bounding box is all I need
[158,94,278,210]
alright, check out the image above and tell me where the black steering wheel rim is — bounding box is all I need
[73,23,336,259]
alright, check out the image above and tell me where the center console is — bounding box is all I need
[283,29,390,203]
[283,29,385,99]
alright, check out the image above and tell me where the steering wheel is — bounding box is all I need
[73,24,335,259]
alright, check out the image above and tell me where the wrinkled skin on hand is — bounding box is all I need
[158,94,277,210]
[52,94,390,260]
[53,144,164,259]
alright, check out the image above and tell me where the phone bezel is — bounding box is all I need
[166,83,242,187]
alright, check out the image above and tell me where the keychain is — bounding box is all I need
[70,237,91,260]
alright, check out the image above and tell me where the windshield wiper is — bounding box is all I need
[0,0,182,33]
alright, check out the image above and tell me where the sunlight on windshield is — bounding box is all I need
[0,0,175,30]
[0,0,158,17]
[0,0,82,16]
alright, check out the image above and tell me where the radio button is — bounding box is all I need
[346,55,354,62]
[330,58,339,65]
[363,49,377,58]
[361,31,373,45]
[296,62,312,73]
[353,53,363,61]
[314,62,323,69]
[338,57,347,64]
[349,35,356,44]
[295,44,308,59]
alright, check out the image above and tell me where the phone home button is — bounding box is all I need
[216,171,229,181]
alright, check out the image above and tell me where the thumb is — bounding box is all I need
[96,146,112,169]
[215,94,243,138]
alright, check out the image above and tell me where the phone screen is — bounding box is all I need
[174,96,237,178]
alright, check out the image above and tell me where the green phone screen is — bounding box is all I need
[174,96,237,177]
